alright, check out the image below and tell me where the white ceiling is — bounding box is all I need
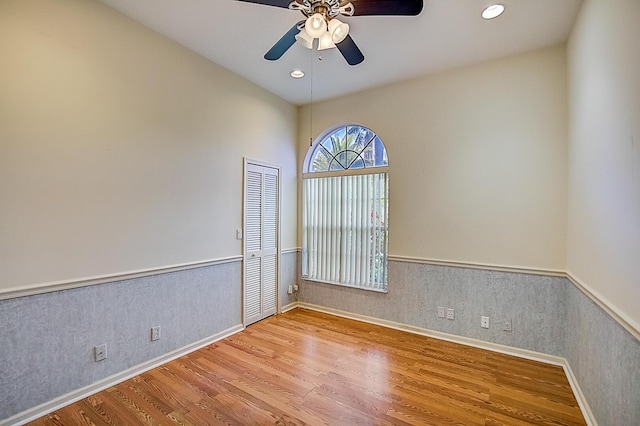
[97,0,583,105]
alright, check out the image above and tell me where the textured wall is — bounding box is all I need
[566,0,640,329]
[0,261,241,421]
[0,0,298,292]
[565,284,640,426]
[298,45,568,272]
[280,251,299,309]
[299,260,567,356]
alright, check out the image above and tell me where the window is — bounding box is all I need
[302,124,389,292]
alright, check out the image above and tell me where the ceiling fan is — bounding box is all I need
[237,0,424,66]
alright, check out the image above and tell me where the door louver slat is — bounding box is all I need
[244,163,279,325]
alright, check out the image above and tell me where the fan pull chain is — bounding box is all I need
[309,48,314,147]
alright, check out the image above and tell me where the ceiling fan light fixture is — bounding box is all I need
[305,13,327,38]
[295,30,314,49]
[317,32,336,50]
[482,4,505,20]
[328,19,349,44]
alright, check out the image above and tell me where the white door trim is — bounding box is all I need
[243,158,282,326]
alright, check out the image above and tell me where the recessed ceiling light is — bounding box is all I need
[290,70,305,79]
[482,4,505,20]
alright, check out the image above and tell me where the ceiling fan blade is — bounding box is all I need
[346,0,423,16]
[236,0,293,9]
[264,22,303,61]
[336,35,364,66]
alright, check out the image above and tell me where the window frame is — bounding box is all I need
[303,124,388,174]
[302,123,389,293]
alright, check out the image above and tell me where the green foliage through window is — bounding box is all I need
[309,125,388,172]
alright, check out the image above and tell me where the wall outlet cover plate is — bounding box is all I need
[446,308,455,320]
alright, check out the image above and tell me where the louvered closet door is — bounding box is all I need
[244,162,280,326]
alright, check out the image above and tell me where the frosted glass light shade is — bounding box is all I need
[305,13,327,38]
[482,4,505,19]
[295,30,314,49]
[290,69,305,78]
[318,32,335,50]
[328,19,349,44]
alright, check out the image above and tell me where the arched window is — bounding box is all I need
[302,124,389,292]
[305,125,388,172]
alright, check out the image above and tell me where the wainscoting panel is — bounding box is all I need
[565,284,640,426]
[299,260,568,356]
[0,261,241,422]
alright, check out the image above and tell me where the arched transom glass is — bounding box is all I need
[307,125,388,173]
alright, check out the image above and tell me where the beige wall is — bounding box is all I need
[0,0,297,291]
[567,0,640,329]
[299,46,568,272]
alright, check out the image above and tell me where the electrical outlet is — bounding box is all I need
[287,285,293,294]
[151,326,161,341]
[503,319,512,332]
[437,307,445,318]
[293,284,299,292]
[446,308,455,320]
[94,344,107,362]
[481,316,490,329]
[236,229,243,240]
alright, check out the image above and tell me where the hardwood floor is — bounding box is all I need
[29,308,586,425]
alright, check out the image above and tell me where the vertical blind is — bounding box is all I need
[302,172,389,292]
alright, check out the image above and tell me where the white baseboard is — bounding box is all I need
[292,302,596,426]
[280,301,299,313]
[562,359,597,425]
[2,324,244,426]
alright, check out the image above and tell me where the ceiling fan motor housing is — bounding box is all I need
[289,0,354,19]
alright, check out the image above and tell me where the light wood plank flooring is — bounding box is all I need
[29,308,586,425]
